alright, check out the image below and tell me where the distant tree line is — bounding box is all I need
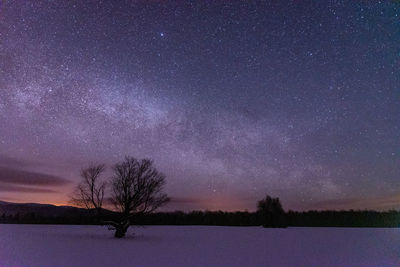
[2,155,399,230]
[2,209,400,228]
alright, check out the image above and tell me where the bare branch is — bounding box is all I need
[110,156,169,218]
[70,163,106,216]
[70,157,168,238]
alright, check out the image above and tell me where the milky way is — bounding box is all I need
[0,1,399,211]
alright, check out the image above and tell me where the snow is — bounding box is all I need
[0,225,399,267]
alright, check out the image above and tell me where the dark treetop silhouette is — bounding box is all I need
[71,164,106,214]
[71,156,169,238]
[257,195,287,228]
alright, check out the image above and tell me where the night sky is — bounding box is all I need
[0,1,399,211]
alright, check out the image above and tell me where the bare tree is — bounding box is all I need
[70,157,169,238]
[70,164,106,216]
[108,157,169,237]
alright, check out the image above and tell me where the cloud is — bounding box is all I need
[0,184,58,193]
[0,196,19,202]
[0,155,38,169]
[0,167,71,186]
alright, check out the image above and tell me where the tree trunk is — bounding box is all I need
[114,220,130,238]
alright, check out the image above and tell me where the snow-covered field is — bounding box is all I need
[0,224,399,267]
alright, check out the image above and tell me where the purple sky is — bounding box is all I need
[0,1,399,211]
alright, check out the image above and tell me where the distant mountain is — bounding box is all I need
[0,201,91,217]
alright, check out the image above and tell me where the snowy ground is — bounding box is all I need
[0,225,399,267]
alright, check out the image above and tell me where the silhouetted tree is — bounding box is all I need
[108,157,169,237]
[70,164,106,216]
[70,157,169,238]
[257,195,287,228]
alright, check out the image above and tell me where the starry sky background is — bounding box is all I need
[0,0,399,211]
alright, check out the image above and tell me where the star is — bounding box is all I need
[0,0,398,211]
